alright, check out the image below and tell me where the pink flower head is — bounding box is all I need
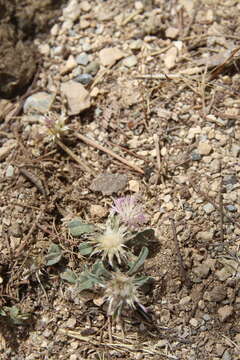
[112,196,147,229]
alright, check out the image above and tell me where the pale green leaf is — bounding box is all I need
[68,218,95,236]
[78,243,93,255]
[127,246,149,275]
[45,243,62,266]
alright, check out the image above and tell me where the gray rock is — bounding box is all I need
[76,53,89,65]
[23,92,55,114]
[208,285,227,302]
[203,203,215,214]
[222,350,232,360]
[74,73,93,85]
[90,173,128,195]
[202,314,211,321]
[85,61,100,75]
[191,152,202,161]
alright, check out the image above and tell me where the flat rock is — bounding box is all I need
[24,92,55,114]
[218,305,233,322]
[61,81,90,115]
[99,47,125,67]
[90,173,128,195]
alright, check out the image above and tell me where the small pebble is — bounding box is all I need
[191,152,202,161]
[218,305,233,322]
[80,0,91,11]
[198,142,212,155]
[82,42,92,52]
[74,73,93,85]
[202,314,211,321]
[226,204,237,212]
[85,61,100,75]
[6,165,14,177]
[222,350,232,360]
[179,296,191,305]
[75,53,89,65]
[189,318,198,327]
[123,55,138,68]
[203,203,215,214]
[129,39,142,50]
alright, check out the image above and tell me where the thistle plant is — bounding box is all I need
[61,247,150,319]
[44,111,69,141]
[65,197,153,322]
[111,196,147,230]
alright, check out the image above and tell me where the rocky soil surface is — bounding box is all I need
[0,0,240,359]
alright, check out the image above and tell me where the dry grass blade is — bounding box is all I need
[55,138,94,174]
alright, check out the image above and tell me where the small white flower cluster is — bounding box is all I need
[44,112,69,141]
[90,196,147,267]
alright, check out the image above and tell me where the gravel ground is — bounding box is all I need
[0,0,240,359]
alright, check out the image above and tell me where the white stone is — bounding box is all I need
[179,296,191,305]
[135,1,144,10]
[81,1,91,12]
[165,27,179,39]
[62,0,81,22]
[60,55,78,75]
[189,318,198,327]
[164,46,177,70]
[128,180,140,192]
[90,205,107,218]
[38,43,50,56]
[99,47,125,67]
[198,142,212,155]
[50,24,59,36]
[123,55,138,68]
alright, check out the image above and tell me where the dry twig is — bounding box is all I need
[75,132,144,174]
